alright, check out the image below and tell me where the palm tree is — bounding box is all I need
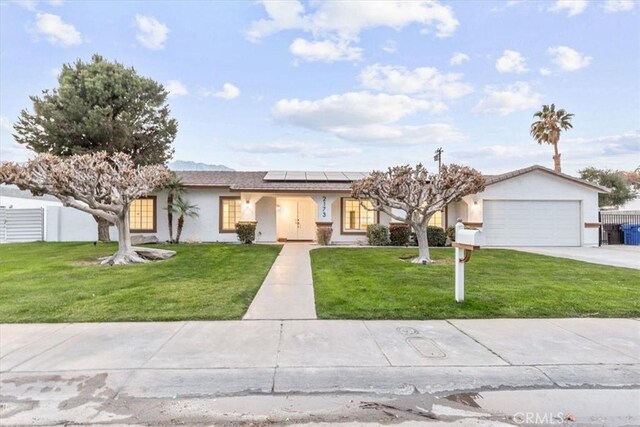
[164,175,185,243]
[171,197,200,244]
[530,104,573,173]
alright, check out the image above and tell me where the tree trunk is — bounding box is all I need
[176,215,184,244]
[101,209,148,265]
[167,194,174,243]
[412,224,432,264]
[553,142,561,173]
[95,216,111,242]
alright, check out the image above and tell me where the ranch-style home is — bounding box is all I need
[16,164,604,246]
[117,164,605,247]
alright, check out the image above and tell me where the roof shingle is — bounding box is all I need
[174,165,608,193]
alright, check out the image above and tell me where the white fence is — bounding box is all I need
[45,206,117,242]
[0,207,45,243]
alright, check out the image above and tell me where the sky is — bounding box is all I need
[1,0,639,175]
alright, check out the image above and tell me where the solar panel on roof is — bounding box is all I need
[263,170,367,182]
[324,172,349,181]
[305,172,327,181]
[343,172,367,180]
[263,171,286,181]
[286,171,306,181]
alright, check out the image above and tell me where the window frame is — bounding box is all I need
[340,197,380,235]
[428,210,444,228]
[129,196,157,233]
[219,196,242,233]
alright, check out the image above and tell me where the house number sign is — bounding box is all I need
[321,196,327,218]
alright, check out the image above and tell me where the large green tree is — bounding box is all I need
[13,54,178,241]
[579,167,635,207]
[530,104,573,173]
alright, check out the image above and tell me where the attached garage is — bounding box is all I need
[482,200,581,246]
[448,165,608,247]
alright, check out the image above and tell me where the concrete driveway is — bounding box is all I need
[511,245,640,269]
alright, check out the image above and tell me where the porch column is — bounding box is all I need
[311,195,336,225]
[312,195,336,245]
[239,193,264,222]
[463,195,483,226]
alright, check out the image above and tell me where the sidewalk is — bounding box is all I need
[2,319,638,398]
[243,243,317,319]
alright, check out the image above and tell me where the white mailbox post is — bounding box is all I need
[452,219,483,302]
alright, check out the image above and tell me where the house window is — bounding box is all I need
[220,197,241,232]
[428,211,443,228]
[342,198,376,233]
[129,197,156,232]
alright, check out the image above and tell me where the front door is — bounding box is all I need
[278,198,315,241]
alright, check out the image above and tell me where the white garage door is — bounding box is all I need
[483,200,581,246]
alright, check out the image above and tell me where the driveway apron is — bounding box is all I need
[243,243,317,320]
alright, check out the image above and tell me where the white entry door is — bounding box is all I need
[278,198,316,241]
[482,200,581,246]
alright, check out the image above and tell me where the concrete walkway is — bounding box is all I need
[512,245,640,269]
[243,243,317,320]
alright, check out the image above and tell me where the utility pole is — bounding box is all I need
[434,147,443,171]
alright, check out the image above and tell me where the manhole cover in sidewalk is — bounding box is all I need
[406,337,447,359]
[396,326,419,335]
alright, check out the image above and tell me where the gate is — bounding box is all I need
[0,207,45,243]
[599,211,640,245]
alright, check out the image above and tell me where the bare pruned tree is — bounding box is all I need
[352,163,485,264]
[0,152,171,265]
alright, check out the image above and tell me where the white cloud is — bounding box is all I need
[13,0,37,10]
[604,0,636,13]
[359,64,473,103]
[200,83,240,100]
[273,91,464,144]
[450,52,470,66]
[495,50,528,73]
[231,141,311,154]
[135,15,169,50]
[229,141,363,158]
[165,80,188,98]
[454,130,640,174]
[246,0,459,42]
[548,0,588,16]
[14,0,64,9]
[289,38,362,62]
[275,92,437,127]
[215,83,240,100]
[332,123,466,145]
[473,82,542,116]
[539,67,552,76]
[34,13,82,46]
[381,40,397,53]
[548,46,592,71]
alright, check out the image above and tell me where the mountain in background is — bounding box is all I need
[168,160,234,171]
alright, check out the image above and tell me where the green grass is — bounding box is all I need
[0,242,282,323]
[311,248,640,319]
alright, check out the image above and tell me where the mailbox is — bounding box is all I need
[455,229,484,247]
[453,220,482,303]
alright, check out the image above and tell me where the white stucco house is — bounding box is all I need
[38,164,606,247]
[4,164,603,245]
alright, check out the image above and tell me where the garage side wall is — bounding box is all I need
[455,170,599,246]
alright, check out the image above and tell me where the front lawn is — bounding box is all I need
[311,248,640,319]
[0,242,281,323]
